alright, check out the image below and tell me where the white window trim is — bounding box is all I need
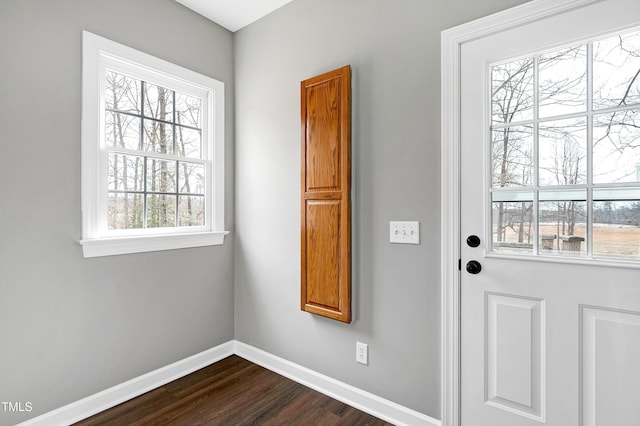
[80,31,228,258]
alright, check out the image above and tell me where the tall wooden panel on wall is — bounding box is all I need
[301,65,351,323]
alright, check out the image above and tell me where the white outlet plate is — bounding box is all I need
[356,341,368,365]
[389,221,420,244]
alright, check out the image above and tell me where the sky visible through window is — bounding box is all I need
[490,28,640,260]
[105,71,206,230]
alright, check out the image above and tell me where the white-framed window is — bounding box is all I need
[80,31,227,258]
[489,27,640,261]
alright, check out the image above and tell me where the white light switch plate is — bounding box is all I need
[390,221,420,244]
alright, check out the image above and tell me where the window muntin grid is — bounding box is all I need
[490,28,640,261]
[104,71,206,231]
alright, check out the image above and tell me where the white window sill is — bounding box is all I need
[79,231,229,258]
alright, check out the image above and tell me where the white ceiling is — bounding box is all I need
[175,0,294,32]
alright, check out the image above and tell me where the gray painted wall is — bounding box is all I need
[0,0,538,424]
[234,0,529,418]
[0,1,234,424]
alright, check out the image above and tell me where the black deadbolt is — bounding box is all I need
[466,235,481,248]
[466,260,482,274]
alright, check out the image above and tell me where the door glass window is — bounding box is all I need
[490,28,640,260]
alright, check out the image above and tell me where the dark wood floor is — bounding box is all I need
[74,355,394,425]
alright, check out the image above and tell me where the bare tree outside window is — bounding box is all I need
[105,71,205,230]
[490,28,640,259]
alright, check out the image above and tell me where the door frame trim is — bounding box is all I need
[440,1,602,425]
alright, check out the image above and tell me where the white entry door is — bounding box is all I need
[460,1,640,425]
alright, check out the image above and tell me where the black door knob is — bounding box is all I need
[466,260,482,274]
[466,235,481,247]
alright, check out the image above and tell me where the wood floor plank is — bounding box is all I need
[130,363,267,425]
[260,387,323,426]
[73,356,393,425]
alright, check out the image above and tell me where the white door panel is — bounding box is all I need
[581,306,640,425]
[485,293,544,420]
[460,1,640,424]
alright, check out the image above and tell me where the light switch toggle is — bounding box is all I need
[389,221,420,244]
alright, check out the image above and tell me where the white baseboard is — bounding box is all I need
[18,340,440,426]
[234,341,441,426]
[17,341,235,426]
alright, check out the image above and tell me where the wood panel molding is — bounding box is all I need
[301,65,352,323]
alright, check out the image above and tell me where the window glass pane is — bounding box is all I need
[144,82,174,121]
[147,159,176,193]
[539,200,587,256]
[492,125,533,187]
[178,195,205,227]
[540,188,586,201]
[593,109,640,184]
[484,28,640,262]
[175,92,202,128]
[492,201,534,253]
[593,30,640,110]
[108,193,143,230]
[105,71,140,114]
[492,190,533,202]
[539,117,587,186]
[146,194,176,228]
[491,58,534,124]
[593,200,640,259]
[178,162,205,194]
[143,119,174,154]
[539,45,587,118]
[594,187,640,200]
[108,153,144,191]
[176,126,201,159]
[105,111,140,150]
